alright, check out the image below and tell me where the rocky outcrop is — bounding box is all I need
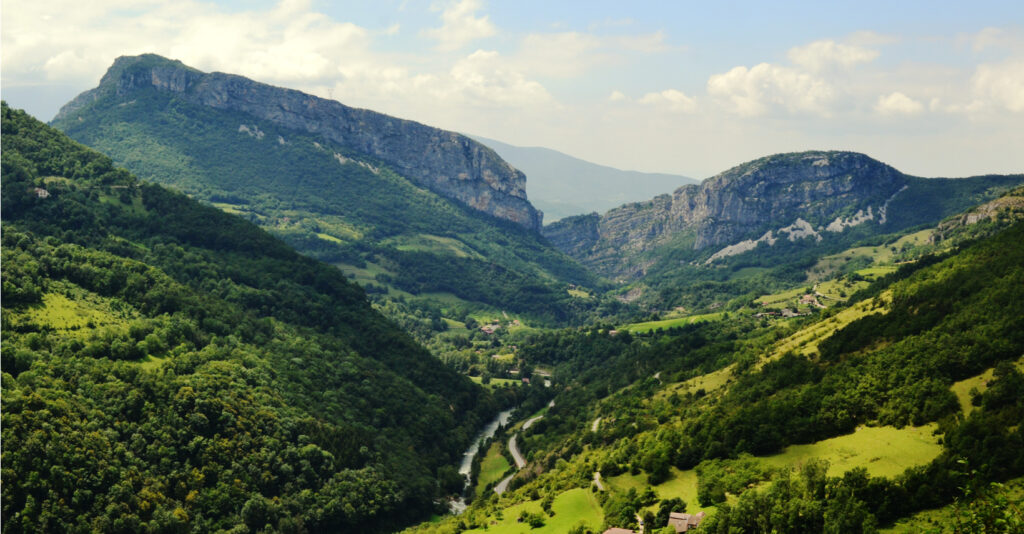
[544,151,909,278]
[55,54,543,230]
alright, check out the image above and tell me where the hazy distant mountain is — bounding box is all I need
[471,136,698,222]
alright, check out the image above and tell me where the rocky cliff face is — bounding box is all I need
[55,54,543,230]
[544,151,909,278]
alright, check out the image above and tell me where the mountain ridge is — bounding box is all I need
[544,150,1024,281]
[55,54,544,230]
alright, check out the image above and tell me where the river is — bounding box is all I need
[449,408,514,514]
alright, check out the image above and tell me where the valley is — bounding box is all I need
[4,52,1024,534]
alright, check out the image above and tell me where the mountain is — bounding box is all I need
[51,55,605,327]
[56,55,542,230]
[1,102,500,532]
[543,151,1024,306]
[470,136,697,222]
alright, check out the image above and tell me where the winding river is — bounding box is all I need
[450,408,514,514]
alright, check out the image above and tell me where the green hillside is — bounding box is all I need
[50,64,606,330]
[408,212,1024,533]
[1,102,502,533]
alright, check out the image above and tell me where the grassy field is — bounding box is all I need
[767,290,891,361]
[815,278,870,302]
[382,233,484,259]
[652,364,735,402]
[604,424,941,520]
[462,488,603,534]
[806,229,934,282]
[606,469,708,514]
[18,286,131,335]
[622,312,726,333]
[950,356,1024,415]
[757,287,807,309]
[758,424,943,479]
[475,442,511,495]
[469,376,521,389]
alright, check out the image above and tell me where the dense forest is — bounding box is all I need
[0,102,505,533]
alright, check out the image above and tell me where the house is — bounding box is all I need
[480,324,501,334]
[602,529,639,534]
[800,293,817,305]
[32,187,50,198]
[668,511,706,533]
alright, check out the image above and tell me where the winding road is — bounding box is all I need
[494,406,552,495]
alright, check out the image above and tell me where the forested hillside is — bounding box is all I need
[0,102,501,533]
[51,55,608,331]
[410,206,1024,533]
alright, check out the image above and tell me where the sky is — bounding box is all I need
[3,0,1023,179]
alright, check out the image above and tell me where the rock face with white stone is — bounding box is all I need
[55,54,544,230]
[544,151,908,278]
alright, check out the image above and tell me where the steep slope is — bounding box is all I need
[1,103,496,533]
[471,136,697,222]
[55,54,541,230]
[51,54,602,326]
[410,211,1024,533]
[544,151,1023,307]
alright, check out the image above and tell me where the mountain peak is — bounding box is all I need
[97,54,202,93]
[55,54,543,230]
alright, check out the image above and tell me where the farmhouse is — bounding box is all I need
[668,511,706,532]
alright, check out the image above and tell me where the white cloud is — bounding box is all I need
[707,63,836,116]
[422,0,496,51]
[2,0,375,86]
[972,27,1006,52]
[875,92,924,115]
[638,89,697,113]
[787,39,878,72]
[608,90,627,102]
[447,50,554,107]
[969,61,1024,112]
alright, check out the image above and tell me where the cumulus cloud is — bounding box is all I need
[787,39,878,71]
[970,60,1024,112]
[422,0,496,51]
[707,63,836,116]
[638,89,697,113]
[447,50,554,107]
[2,0,375,86]
[875,92,925,115]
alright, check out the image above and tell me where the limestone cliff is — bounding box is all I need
[544,151,910,278]
[55,54,543,230]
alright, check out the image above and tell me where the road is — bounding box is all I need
[496,411,548,493]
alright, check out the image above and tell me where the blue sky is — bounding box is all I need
[3,0,1023,179]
